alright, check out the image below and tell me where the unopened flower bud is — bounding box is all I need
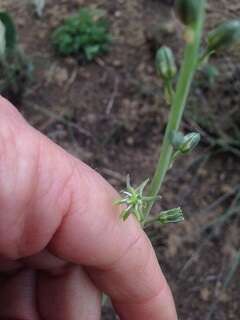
[156,46,177,80]
[207,20,240,53]
[175,0,200,27]
[169,131,185,149]
[158,207,184,225]
[179,132,200,154]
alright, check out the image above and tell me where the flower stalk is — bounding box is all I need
[117,0,240,228]
[142,0,206,224]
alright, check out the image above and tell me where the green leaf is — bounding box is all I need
[0,12,17,52]
[0,20,6,57]
[84,45,101,60]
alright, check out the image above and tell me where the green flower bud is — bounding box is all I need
[158,207,184,225]
[207,20,240,53]
[169,131,185,149]
[170,131,200,154]
[175,0,200,27]
[179,132,200,154]
[156,46,177,80]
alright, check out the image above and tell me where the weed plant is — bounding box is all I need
[52,7,111,61]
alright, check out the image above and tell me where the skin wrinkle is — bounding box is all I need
[0,115,24,259]
[16,135,42,259]
[46,168,79,259]
[47,163,94,259]
[89,235,163,304]
[47,159,76,222]
[59,159,91,222]
[49,193,112,266]
[94,230,143,272]
[0,108,75,259]
[49,164,132,267]
[36,266,101,319]
[28,135,51,207]
[0,118,18,196]
[32,132,78,206]
[114,278,167,307]
[118,237,159,301]
[0,101,37,258]
[21,249,71,276]
[18,156,76,259]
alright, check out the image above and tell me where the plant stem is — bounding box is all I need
[164,79,174,105]
[143,1,206,222]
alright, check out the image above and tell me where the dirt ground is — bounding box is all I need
[1,0,240,319]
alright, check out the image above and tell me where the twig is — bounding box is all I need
[223,250,240,289]
[101,168,126,183]
[196,184,240,216]
[29,104,92,137]
[206,251,240,320]
[180,235,209,277]
[66,124,93,161]
[181,185,240,276]
[64,69,78,93]
[206,257,227,320]
[201,186,240,233]
[106,76,119,115]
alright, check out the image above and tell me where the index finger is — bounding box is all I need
[51,188,177,319]
[50,170,177,319]
[0,97,177,319]
[45,137,178,319]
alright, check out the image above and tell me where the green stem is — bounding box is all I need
[143,1,206,222]
[164,79,174,105]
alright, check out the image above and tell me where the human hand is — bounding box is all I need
[0,97,177,320]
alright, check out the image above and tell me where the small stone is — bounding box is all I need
[198,168,208,177]
[112,60,122,68]
[218,291,229,303]
[200,288,210,301]
[55,67,69,86]
[221,184,234,194]
[65,57,76,66]
[115,11,122,18]
[86,114,97,124]
[126,137,134,145]
[17,18,25,27]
